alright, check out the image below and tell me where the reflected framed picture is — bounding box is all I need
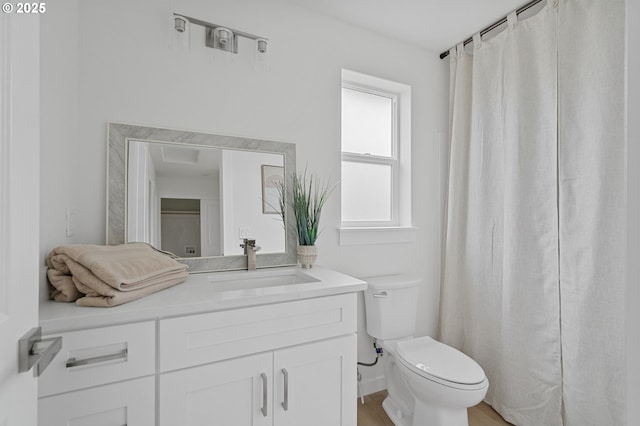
[261,165,284,214]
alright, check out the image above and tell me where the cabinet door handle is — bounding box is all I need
[281,368,289,411]
[66,348,128,368]
[260,373,268,417]
[373,291,388,298]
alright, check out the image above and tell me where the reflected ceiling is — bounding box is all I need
[146,142,221,179]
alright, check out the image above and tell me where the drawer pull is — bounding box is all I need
[373,291,388,298]
[260,373,268,417]
[66,349,128,368]
[281,368,289,411]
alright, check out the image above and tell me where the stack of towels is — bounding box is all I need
[47,243,189,307]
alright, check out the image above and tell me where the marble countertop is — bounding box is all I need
[39,266,367,334]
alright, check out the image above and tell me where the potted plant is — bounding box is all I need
[288,169,337,268]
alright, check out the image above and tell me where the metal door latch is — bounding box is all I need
[18,327,62,377]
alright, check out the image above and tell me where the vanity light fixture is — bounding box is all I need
[173,13,268,55]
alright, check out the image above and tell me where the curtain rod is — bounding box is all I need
[439,0,544,59]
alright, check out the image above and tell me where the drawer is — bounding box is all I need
[38,321,156,397]
[39,376,155,426]
[159,293,357,372]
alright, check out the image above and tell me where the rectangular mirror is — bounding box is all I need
[108,123,297,273]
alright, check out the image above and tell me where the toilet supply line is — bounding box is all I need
[357,339,383,367]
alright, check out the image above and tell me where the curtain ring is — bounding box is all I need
[473,33,482,49]
[507,11,518,28]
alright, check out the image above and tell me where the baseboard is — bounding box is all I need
[359,374,387,397]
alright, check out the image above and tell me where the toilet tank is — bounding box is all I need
[364,275,421,340]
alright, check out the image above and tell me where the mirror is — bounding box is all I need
[108,122,297,273]
[127,141,285,257]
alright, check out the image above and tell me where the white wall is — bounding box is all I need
[39,0,80,301]
[39,0,448,393]
[221,149,285,255]
[626,0,639,423]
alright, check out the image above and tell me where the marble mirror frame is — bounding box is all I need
[107,122,297,273]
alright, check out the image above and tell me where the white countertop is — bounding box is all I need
[39,266,367,334]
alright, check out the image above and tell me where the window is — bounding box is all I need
[341,86,397,224]
[340,70,415,245]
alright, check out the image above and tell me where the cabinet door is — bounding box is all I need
[38,376,154,426]
[159,352,272,426]
[273,334,357,426]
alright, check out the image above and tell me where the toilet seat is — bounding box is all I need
[396,336,487,391]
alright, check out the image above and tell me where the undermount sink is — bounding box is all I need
[207,268,320,295]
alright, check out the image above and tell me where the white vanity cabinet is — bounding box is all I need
[159,336,356,426]
[157,293,357,426]
[37,321,156,426]
[160,352,274,425]
[39,376,155,426]
[38,287,361,426]
[272,335,356,426]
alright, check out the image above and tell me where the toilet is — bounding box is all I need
[363,275,489,426]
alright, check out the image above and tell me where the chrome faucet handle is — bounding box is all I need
[240,238,258,252]
[241,238,259,271]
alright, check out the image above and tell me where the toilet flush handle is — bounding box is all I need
[373,291,388,298]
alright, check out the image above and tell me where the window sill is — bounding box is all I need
[338,226,417,246]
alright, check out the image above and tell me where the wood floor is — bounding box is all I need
[357,391,513,426]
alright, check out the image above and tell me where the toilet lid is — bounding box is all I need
[396,336,486,385]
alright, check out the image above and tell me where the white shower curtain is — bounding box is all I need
[440,0,624,425]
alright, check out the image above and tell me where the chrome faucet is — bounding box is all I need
[240,238,261,270]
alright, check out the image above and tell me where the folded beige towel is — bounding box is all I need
[47,243,189,307]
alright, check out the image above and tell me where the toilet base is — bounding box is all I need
[412,399,469,426]
[382,396,412,426]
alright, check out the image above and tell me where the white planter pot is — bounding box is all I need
[297,245,317,269]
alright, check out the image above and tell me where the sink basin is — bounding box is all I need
[208,269,320,294]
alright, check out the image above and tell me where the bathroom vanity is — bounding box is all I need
[38,266,366,426]
[37,123,366,424]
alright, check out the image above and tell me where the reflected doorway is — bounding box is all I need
[160,198,221,258]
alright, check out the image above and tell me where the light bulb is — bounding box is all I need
[174,17,186,33]
[217,28,230,45]
[257,38,268,54]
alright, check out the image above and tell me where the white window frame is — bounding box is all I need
[341,83,399,227]
[340,70,416,245]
